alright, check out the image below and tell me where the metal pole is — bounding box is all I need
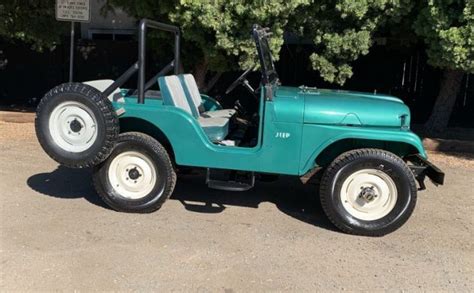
[144,61,174,91]
[138,20,146,104]
[103,62,139,98]
[69,22,75,82]
[174,32,180,74]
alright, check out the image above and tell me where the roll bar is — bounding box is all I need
[103,19,181,104]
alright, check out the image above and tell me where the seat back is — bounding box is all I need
[158,75,195,116]
[83,79,120,101]
[179,74,204,115]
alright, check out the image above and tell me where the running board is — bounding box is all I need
[206,169,255,191]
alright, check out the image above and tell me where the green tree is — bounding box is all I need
[293,0,414,85]
[297,0,472,133]
[107,0,309,88]
[0,0,67,51]
[1,0,470,135]
[414,0,473,133]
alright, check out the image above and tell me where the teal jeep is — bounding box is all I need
[35,20,444,236]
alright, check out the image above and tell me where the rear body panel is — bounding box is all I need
[115,93,304,175]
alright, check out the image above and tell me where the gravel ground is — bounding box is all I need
[1,122,473,291]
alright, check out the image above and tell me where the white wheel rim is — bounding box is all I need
[108,151,157,200]
[48,101,98,153]
[340,169,398,221]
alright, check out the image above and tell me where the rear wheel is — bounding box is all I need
[320,149,417,236]
[93,132,176,213]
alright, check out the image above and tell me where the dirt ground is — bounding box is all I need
[0,121,473,291]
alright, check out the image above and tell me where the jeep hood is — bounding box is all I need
[301,88,410,127]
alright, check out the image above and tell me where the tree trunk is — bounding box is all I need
[193,58,209,89]
[424,69,464,135]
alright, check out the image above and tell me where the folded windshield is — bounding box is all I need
[252,25,279,85]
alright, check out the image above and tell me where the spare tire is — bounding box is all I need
[35,82,119,168]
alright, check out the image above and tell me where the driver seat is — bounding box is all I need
[179,74,236,119]
[158,75,229,142]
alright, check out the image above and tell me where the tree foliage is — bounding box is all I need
[108,0,308,80]
[0,0,67,51]
[293,0,414,85]
[0,0,471,94]
[414,0,473,73]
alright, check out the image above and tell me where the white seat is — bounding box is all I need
[83,79,121,101]
[197,116,230,142]
[200,109,236,118]
[179,74,236,119]
[158,75,229,142]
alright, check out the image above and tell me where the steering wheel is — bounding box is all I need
[224,67,254,95]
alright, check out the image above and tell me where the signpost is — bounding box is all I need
[55,0,91,82]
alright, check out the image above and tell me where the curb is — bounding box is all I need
[422,138,474,154]
[0,111,35,123]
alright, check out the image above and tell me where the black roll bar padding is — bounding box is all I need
[138,19,181,104]
[102,62,139,98]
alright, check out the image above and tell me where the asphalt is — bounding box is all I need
[0,122,473,291]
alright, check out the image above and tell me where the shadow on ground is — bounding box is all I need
[27,166,109,209]
[27,167,336,232]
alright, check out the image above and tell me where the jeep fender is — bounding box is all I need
[299,124,426,175]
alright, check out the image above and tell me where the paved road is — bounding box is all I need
[1,122,473,291]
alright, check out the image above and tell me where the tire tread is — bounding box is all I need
[35,82,119,168]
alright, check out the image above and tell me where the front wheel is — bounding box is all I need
[320,149,417,236]
[93,132,176,213]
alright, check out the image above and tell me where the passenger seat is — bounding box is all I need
[179,74,236,119]
[158,75,229,142]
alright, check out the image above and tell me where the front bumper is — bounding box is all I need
[406,154,445,190]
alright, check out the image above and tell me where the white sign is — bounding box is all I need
[56,0,90,22]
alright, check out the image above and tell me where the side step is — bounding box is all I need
[206,169,255,191]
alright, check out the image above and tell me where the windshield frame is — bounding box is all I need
[252,25,279,86]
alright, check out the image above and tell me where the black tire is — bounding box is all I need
[92,132,177,213]
[35,83,119,168]
[320,148,417,236]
